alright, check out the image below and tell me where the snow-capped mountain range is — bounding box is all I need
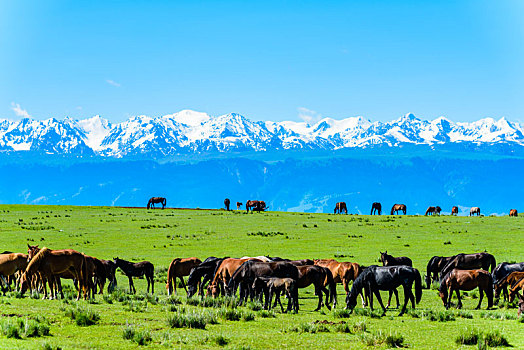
[0,110,522,157]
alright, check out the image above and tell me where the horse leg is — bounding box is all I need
[476,288,483,310]
[180,277,187,293]
[322,285,331,310]
[150,275,154,294]
[314,284,323,311]
[128,276,135,294]
[373,290,387,315]
[398,286,410,316]
[456,290,462,309]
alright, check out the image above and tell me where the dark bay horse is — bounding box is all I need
[147,197,166,209]
[100,259,117,292]
[370,202,381,215]
[296,265,336,311]
[425,206,442,215]
[246,200,267,212]
[426,255,455,288]
[439,269,493,309]
[113,257,154,294]
[187,257,225,297]
[469,207,480,216]
[440,252,496,278]
[224,198,230,211]
[380,251,412,267]
[509,209,518,217]
[451,206,459,215]
[166,257,202,295]
[390,204,406,215]
[334,202,348,214]
[252,276,297,312]
[346,265,422,316]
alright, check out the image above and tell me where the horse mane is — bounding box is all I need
[26,247,49,272]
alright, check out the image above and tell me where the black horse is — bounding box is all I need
[187,257,225,297]
[147,197,166,209]
[224,198,230,211]
[113,257,155,294]
[226,261,299,311]
[380,251,412,267]
[100,259,118,292]
[370,202,382,215]
[346,265,422,316]
[425,255,455,289]
[440,252,496,278]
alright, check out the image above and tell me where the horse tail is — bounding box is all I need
[81,255,88,298]
[326,269,336,306]
[412,268,422,304]
[426,258,433,289]
[166,259,179,295]
[147,200,151,210]
[490,254,496,273]
[163,198,166,207]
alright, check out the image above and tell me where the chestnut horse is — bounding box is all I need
[439,269,493,309]
[0,253,28,293]
[510,209,518,217]
[147,197,166,209]
[390,204,406,215]
[166,257,202,295]
[334,202,348,214]
[207,258,262,297]
[246,200,267,212]
[236,202,243,210]
[451,206,459,215]
[469,207,480,216]
[21,247,88,300]
[494,271,524,301]
[314,259,364,307]
[370,202,381,215]
[224,198,230,211]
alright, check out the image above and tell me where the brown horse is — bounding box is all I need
[0,253,28,293]
[21,247,88,300]
[508,277,524,302]
[370,202,381,215]
[147,197,166,209]
[207,258,262,297]
[246,200,267,212]
[296,265,336,311]
[314,259,363,307]
[236,202,243,210]
[334,202,348,214]
[166,257,202,295]
[224,198,230,211]
[439,269,493,309]
[494,271,524,301]
[509,209,518,217]
[451,206,459,215]
[440,252,496,277]
[469,207,480,216]
[425,206,436,215]
[390,204,406,215]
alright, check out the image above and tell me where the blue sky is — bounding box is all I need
[1,1,523,123]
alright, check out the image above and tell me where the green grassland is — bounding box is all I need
[0,205,523,349]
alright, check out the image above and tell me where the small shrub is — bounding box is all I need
[483,330,510,347]
[258,310,276,318]
[1,320,21,339]
[246,301,263,311]
[214,335,230,346]
[123,324,152,346]
[24,319,50,337]
[360,330,405,347]
[218,307,242,321]
[333,309,352,318]
[41,343,62,350]
[334,322,352,333]
[456,310,473,319]
[455,328,481,345]
[384,333,405,348]
[65,304,100,326]
[167,312,207,329]
[289,322,329,333]
[241,311,255,321]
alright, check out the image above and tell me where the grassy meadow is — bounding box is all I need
[0,204,523,349]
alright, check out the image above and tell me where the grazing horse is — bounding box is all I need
[100,259,117,292]
[187,257,225,297]
[246,200,267,212]
[379,251,412,307]
[439,269,493,309]
[425,255,455,289]
[0,253,28,293]
[492,262,524,291]
[469,207,480,216]
[224,198,230,211]
[252,276,298,312]
[314,259,364,307]
[166,257,202,295]
[296,265,336,311]
[510,209,518,217]
[226,261,299,310]
[21,247,88,300]
[147,197,166,209]
[346,265,422,316]
[334,202,348,214]
[509,278,524,302]
[440,252,496,278]
[425,206,436,215]
[390,204,407,215]
[236,202,242,210]
[494,271,524,301]
[113,257,155,294]
[370,202,381,215]
[207,258,262,297]
[451,206,459,215]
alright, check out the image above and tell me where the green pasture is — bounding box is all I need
[0,205,522,349]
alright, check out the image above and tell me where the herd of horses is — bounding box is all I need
[147,196,519,217]
[1,246,523,317]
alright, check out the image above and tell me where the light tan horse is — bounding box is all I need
[20,247,88,300]
[314,259,364,307]
[0,253,28,292]
[469,207,481,216]
[166,257,202,295]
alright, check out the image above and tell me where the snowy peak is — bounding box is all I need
[0,111,522,157]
